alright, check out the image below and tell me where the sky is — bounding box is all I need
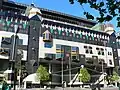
[14,0,119,32]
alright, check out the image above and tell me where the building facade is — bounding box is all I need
[0,0,119,86]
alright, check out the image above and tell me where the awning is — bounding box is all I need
[23,73,39,84]
[4,70,13,74]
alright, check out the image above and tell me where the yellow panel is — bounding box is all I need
[71,52,77,54]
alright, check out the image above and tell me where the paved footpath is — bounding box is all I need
[18,87,119,90]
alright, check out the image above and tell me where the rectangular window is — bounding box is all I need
[45,53,53,59]
[56,53,64,59]
[71,47,77,51]
[56,44,61,50]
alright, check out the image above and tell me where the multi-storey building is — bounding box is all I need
[0,0,119,86]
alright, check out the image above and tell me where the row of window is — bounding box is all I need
[44,53,113,65]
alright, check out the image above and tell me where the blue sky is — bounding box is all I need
[15,0,119,32]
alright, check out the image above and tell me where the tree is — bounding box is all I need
[69,0,120,27]
[79,67,91,83]
[36,65,49,83]
[108,71,120,83]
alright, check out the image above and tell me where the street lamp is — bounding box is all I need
[11,25,19,90]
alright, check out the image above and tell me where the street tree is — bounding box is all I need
[69,0,120,27]
[108,71,120,84]
[36,65,49,84]
[79,67,91,83]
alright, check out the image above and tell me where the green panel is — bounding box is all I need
[80,33,82,38]
[73,33,75,37]
[6,21,11,26]
[23,24,27,29]
[50,28,54,33]
[58,29,61,35]
[86,35,88,39]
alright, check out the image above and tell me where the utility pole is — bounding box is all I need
[61,57,63,86]
[69,57,71,87]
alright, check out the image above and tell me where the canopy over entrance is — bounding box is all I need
[23,73,39,84]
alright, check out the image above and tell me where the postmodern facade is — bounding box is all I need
[0,0,119,86]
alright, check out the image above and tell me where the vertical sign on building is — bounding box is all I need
[26,5,42,74]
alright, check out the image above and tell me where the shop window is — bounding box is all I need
[56,53,64,59]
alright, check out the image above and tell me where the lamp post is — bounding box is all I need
[11,25,19,90]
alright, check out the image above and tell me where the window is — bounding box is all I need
[84,46,87,48]
[86,50,89,53]
[84,46,93,54]
[45,53,53,60]
[89,46,92,49]
[90,50,93,54]
[102,52,104,55]
[98,51,101,55]
[56,53,64,59]
[71,47,77,51]
[46,33,49,39]
[109,60,112,65]
[56,44,61,50]
[1,37,11,44]
[44,43,52,48]
[96,48,99,50]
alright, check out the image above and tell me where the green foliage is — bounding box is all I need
[79,68,91,83]
[69,0,120,27]
[108,71,120,83]
[36,65,49,82]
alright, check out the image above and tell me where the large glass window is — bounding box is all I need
[56,53,64,59]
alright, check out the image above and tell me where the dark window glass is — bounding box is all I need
[90,50,93,54]
[109,60,112,65]
[1,37,11,44]
[102,52,104,55]
[84,46,87,48]
[18,39,23,45]
[89,46,92,49]
[43,34,45,39]
[101,48,104,51]
[86,50,89,53]
[109,52,112,55]
[98,51,101,55]
[96,48,99,50]
[45,53,53,59]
